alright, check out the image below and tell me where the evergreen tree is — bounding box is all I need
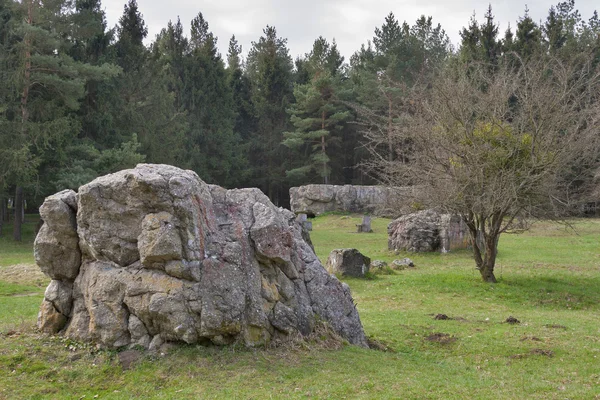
[373,12,403,56]
[283,37,351,184]
[153,18,188,110]
[226,34,255,150]
[502,24,515,54]
[0,0,16,236]
[544,6,568,53]
[246,26,294,204]
[0,0,118,240]
[226,34,241,70]
[116,0,147,72]
[514,7,542,58]
[69,0,112,63]
[353,14,450,163]
[480,5,500,64]
[183,13,246,187]
[459,13,481,62]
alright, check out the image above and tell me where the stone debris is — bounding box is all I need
[391,258,415,270]
[369,260,388,270]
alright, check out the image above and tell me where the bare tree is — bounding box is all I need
[365,54,600,282]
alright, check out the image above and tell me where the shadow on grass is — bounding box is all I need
[499,275,600,310]
[366,267,600,311]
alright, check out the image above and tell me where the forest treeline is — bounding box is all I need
[0,0,599,240]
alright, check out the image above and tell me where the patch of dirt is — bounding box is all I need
[0,264,48,287]
[510,348,554,359]
[425,333,457,344]
[366,337,395,352]
[434,314,451,320]
[530,348,554,357]
[505,316,520,324]
[544,324,568,330]
[118,350,143,370]
[520,336,542,342]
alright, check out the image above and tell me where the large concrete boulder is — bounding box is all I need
[290,184,414,218]
[35,164,367,349]
[388,209,470,253]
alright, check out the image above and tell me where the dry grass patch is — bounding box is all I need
[0,264,47,288]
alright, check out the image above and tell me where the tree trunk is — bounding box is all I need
[479,261,497,283]
[13,1,32,241]
[13,186,23,242]
[1,196,7,223]
[0,196,4,236]
[387,96,393,162]
[479,233,499,282]
[466,219,499,283]
[321,111,328,184]
[21,0,32,133]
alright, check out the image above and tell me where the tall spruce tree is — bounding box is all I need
[246,26,294,204]
[544,6,568,53]
[514,7,542,58]
[460,13,481,62]
[283,37,350,184]
[480,5,500,64]
[226,34,255,154]
[183,12,246,187]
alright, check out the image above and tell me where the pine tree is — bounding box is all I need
[246,26,294,204]
[116,0,147,72]
[69,0,112,63]
[283,37,351,184]
[354,14,450,163]
[0,0,118,240]
[515,7,542,58]
[544,6,568,53]
[459,12,481,62]
[480,5,500,64]
[183,13,246,187]
[502,24,515,54]
[226,34,255,148]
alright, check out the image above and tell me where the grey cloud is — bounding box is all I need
[103,0,598,61]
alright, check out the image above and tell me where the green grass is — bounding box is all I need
[0,214,37,266]
[1,214,599,399]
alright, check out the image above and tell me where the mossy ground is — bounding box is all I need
[0,215,599,399]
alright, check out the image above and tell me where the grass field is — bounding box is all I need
[0,214,599,399]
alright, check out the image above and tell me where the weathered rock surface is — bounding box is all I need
[326,249,371,278]
[369,260,388,270]
[290,184,414,218]
[388,209,469,253]
[35,164,367,349]
[34,190,81,280]
[391,258,415,270]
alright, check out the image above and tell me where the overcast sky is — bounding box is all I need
[101,0,598,61]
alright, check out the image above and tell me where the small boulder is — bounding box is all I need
[38,299,67,334]
[326,249,371,278]
[391,258,415,270]
[370,260,388,270]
